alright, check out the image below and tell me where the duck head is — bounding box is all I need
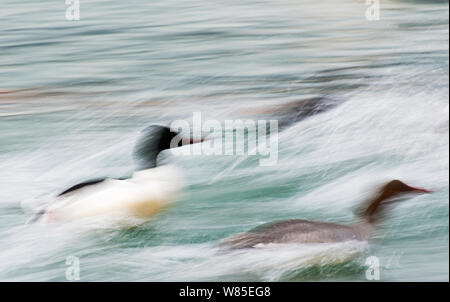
[133,125,203,170]
[362,179,431,223]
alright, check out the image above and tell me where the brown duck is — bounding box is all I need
[221,180,430,249]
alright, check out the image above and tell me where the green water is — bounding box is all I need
[0,0,448,281]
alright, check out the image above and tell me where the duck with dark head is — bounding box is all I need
[220,180,431,249]
[133,124,203,170]
[29,125,203,226]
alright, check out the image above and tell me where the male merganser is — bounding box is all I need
[220,180,431,249]
[28,125,202,225]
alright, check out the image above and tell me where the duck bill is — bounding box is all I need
[188,138,204,144]
[407,185,432,193]
[177,136,204,147]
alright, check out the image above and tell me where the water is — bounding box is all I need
[0,0,448,281]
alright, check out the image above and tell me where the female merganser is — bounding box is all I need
[220,180,431,249]
[28,125,202,225]
[244,97,339,131]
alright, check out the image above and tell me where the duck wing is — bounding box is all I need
[57,178,108,196]
[57,176,131,196]
[28,177,129,223]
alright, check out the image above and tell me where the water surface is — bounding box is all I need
[0,0,448,281]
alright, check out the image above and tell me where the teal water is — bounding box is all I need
[0,0,448,281]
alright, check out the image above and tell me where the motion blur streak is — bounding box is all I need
[0,0,448,281]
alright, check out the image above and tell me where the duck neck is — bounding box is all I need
[136,152,159,170]
[133,125,173,171]
[360,189,395,223]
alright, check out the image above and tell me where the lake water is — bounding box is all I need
[0,0,448,281]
